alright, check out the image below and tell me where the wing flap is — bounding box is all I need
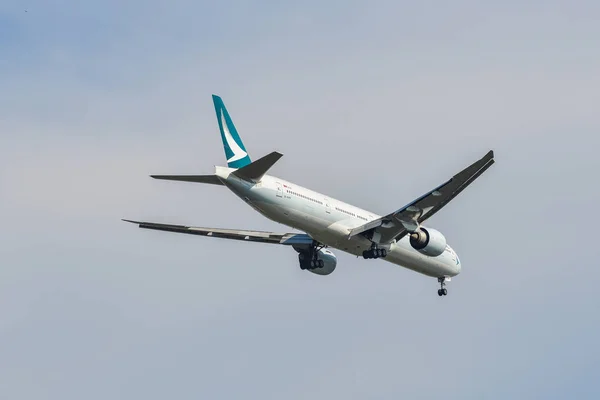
[347,218,384,238]
[122,219,313,245]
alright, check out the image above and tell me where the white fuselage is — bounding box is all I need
[216,166,461,278]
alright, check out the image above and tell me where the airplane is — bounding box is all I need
[123,95,495,296]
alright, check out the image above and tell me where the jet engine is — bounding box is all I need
[409,227,447,257]
[298,248,337,276]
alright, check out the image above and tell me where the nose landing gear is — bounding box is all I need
[437,277,449,296]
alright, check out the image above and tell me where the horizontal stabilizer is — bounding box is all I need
[150,175,224,185]
[233,151,283,182]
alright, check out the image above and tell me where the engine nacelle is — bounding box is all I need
[409,227,447,257]
[298,248,337,276]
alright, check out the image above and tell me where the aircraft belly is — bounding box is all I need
[248,193,454,278]
[280,204,331,233]
[384,242,456,277]
[335,239,371,256]
[251,201,322,233]
[250,201,297,227]
[320,235,455,277]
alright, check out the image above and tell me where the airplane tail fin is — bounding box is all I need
[212,95,251,168]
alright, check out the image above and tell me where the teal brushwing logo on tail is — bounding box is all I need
[212,95,251,168]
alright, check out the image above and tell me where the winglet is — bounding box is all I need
[232,151,283,182]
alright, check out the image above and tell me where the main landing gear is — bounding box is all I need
[298,242,325,270]
[437,277,448,296]
[362,246,387,259]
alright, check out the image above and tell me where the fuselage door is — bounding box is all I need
[324,197,331,213]
[275,181,283,198]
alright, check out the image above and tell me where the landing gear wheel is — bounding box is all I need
[437,277,449,296]
[362,247,388,259]
[298,244,328,270]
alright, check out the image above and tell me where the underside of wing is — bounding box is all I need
[348,150,495,244]
[150,175,224,185]
[122,219,313,246]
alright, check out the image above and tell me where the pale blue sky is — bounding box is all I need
[1,1,600,399]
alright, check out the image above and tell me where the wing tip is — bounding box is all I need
[485,150,495,167]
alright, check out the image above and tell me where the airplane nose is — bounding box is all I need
[449,246,461,274]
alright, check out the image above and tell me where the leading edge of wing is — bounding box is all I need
[347,150,495,240]
[410,149,495,223]
[122,219,313,245]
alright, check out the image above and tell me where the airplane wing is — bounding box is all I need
[150,175,224,185]
[348,150,495,244]
[122,219,314,246]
